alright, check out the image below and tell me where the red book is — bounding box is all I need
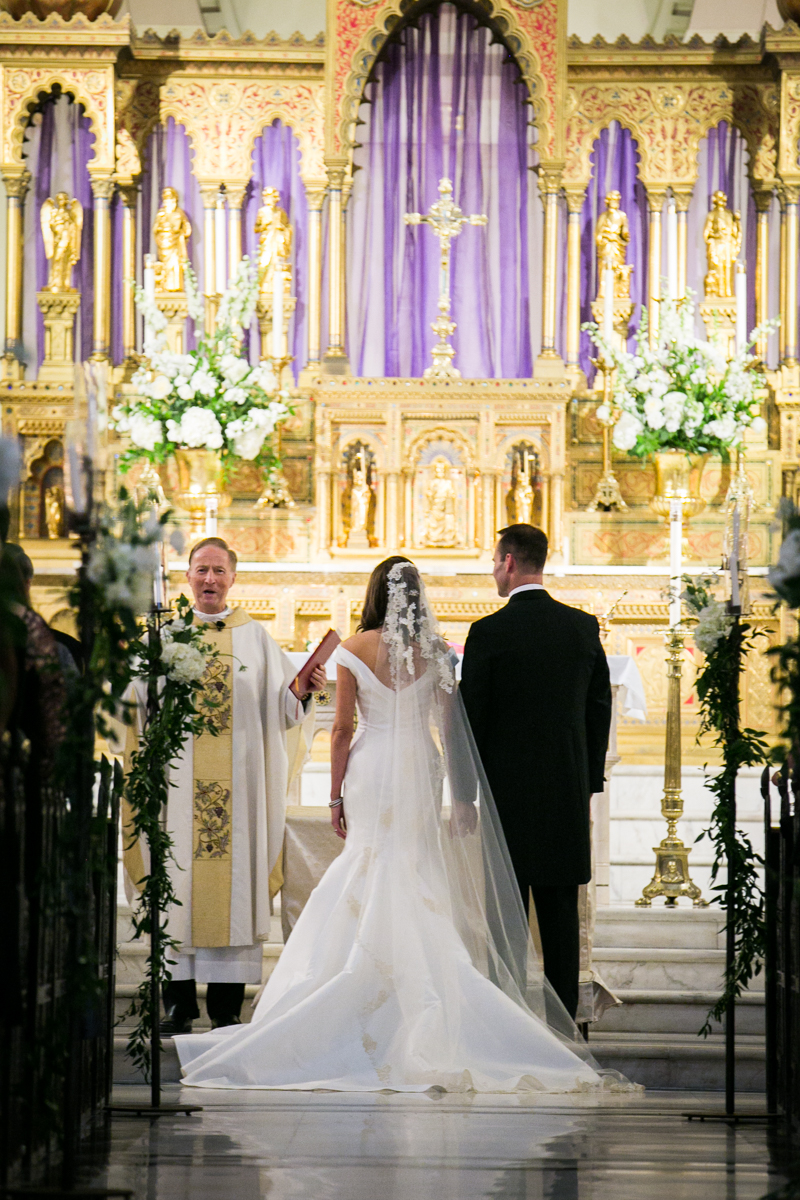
[290,628,342,698]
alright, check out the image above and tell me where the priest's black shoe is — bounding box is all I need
[159,1007,193,1036]
[211,1014,242,1030]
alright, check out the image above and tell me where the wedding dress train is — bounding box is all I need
[175,569,625,1093]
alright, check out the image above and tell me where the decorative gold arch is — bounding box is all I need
[495,428,549,472]
[405,423,477,474]
[159,77,325,188]
[339,431,385,469]
[330,0,561,164]
[564,80,778,191]
[1,64,115,171]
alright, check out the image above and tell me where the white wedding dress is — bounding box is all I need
[175,567,625,1093]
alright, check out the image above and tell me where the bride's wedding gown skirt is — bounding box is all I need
[175,648,603,1092]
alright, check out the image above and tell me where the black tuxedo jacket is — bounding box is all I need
[459,588,612,887]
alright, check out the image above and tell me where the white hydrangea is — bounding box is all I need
[223,386,248,407]
[693,599,733,656]
[249,364,277,392]
[170,406,224,450]
[226,407,279,459]
[128,412,164,452]
[662,391,686,434]
[643,395,665,430]
[703,413,739,443]
[191,369,218,399]
[87,540,158,614]
[110,404,130,434]
[161,637,207,685]
[220,354,251,385]
[613,410,643,452]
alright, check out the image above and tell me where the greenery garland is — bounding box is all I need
[681,577,768,1035]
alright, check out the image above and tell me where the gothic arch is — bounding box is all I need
[404,424,477,474]
[339,432,384,469]
[336,0,552,170]
[495,429,549,472]
[5,70,113,171]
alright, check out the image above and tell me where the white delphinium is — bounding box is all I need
[128,412,163,452]
[183,262,206,327]
[216,257,259,338]
[168,407,224,450]
[693,598,734,656]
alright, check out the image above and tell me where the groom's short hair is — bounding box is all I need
[496,524,548,572]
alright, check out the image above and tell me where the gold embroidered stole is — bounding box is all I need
[191,608,250,946]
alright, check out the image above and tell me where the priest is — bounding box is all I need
[123,537,325,1034]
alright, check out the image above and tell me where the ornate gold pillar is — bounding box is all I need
[91,176,115,362]
[550,471,564,558]
[755,190,772,361]
[780,190,787,362]
[783,184,799,366]
[386,470,400,548]
[200,184,218,334]
[2,170,29,379]
[673,189,692,301]
[646,188,666,347]
[227,185,246,278]
[305,187,325,373]
[324,157,349,373]
[118,184,138,371]
[565,187,585,370]
[536,163,563,374]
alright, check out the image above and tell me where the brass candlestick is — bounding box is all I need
[587,356,627,512]
[637,623,707,907]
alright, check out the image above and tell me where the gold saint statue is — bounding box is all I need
[153,187,191,293]
[350,452,371,537]
[703,190,741,299]
[44,484,64,538]
[255,187,293,296]
[424,458,457,547]
[510,449,535,525]
[40,192,83,292]
[595,191,631,299]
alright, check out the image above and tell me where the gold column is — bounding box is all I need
[227,185,246,278]
[386,470,400,548]
[784,184,799,366]
[324,157,349,373]
[537,163,563,368]
[305,187,325,371]
[200,184,218,335]
[755,191,771,361]
[646,189,666,347]
[780,190,787,362]
[2,169,30,379]
[91,176,115,361]
[565,188,585,369]
[673,189,691,301]
[340,180,351,365]
[118,184,138,369]
[550,471,564,558]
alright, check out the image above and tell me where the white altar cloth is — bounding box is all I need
[607,654,647,722]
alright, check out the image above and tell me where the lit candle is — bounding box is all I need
[215,192,227,293]
[272,265,284,361]
[735,262,747,356]
[667,199,678,301]
[602,266,614,347]
[669,497,682,627]
[143,253,155,301]
[205,494,218,537]
[730,502,740,609]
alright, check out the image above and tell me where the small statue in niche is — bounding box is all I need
[703,190,741,299]
[595,190,632,300]
[153,187,192,292]
[40,192,83,292]
[255,187,293,298]
[507,447,539,526]
[341,446,376,549]
[44,485,64,539]
[424,457,457,548]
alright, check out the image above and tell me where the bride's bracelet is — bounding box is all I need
[328,797,343,807]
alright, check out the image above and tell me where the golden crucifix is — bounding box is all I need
[404,177,487,378]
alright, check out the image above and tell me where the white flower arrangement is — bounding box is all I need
[585,292,775,459]
[111,257,291,473]
[86,507,162,616]
[692,598,734,656]
[160,626,208,685]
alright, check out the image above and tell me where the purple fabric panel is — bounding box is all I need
[579,123,647,382]
[243,120,309,382]
[703,121,757,337]
[498,74,532,375]
[33,108,53,367]
[71,105,95,363]
[110,192,124,364]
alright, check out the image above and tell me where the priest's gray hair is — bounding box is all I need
[188,536,238,570]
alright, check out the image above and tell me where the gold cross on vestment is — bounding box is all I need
[404,177,487,379]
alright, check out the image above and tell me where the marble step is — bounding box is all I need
[592,945,748,992]
[595,989,765,1036]
[593,905,727,951]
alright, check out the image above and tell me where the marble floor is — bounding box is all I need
[79,1085,799,1200]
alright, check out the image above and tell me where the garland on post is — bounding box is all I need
[681,577,768,1034]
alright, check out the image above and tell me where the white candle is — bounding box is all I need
[215,193,227,293]
[735,262,747,356]
[272,266,284,360]
[602,267,614,347]
[667,199,678,301]
[67,443,88,517]
[730,503,740,609]
[143,253,155,301]
[205,494,218,537]
[669,497,682,627]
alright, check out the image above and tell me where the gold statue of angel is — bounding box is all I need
[41,192,83,292]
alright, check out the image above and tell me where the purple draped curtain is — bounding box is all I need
[139,118,205,351]
[21,94,95,376]
[687,121,758,344]
[242,120,309,382]
[348,3,540,378]
[110,193,124,364]
[579,122,647,383]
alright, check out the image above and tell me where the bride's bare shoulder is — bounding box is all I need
[341,629,382,672]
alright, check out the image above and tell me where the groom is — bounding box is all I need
[460,524,611,1019]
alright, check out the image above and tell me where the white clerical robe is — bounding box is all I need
[123,607,313,983]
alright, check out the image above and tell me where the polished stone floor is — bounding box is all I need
[79,1085,800,1200]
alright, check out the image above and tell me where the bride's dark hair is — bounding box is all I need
[358,556,420,631]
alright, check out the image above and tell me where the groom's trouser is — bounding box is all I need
[163,978,245,1022]
[515,875,580,1021]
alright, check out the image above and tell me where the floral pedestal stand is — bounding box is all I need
[650,450,708,561]
[171,448,231,538]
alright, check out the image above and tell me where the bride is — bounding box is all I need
[175,558,625,1093]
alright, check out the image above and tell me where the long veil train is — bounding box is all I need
[175,563,633,1092]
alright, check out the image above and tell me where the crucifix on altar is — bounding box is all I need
[404,178,487,378]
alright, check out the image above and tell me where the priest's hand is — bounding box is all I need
[308,666,328,692]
